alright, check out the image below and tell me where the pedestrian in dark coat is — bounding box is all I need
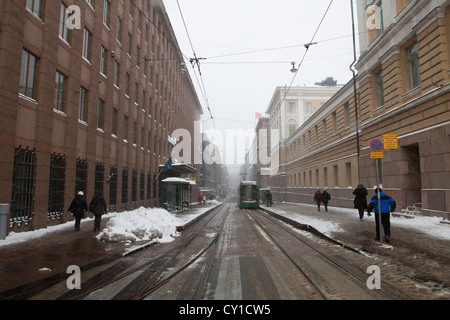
[367,187,396,243]
[314,189,322,212]
[69,191,88,231]
[89,192,107,231]
[321,189,331,212]
[266,191,273,207]
[353,184,370,220]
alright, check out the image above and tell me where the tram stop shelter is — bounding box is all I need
[161,177,191,213]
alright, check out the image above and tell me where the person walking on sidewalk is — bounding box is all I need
[69,191,88,231]
[321,189,331,212]
[89,192,107,232]
[314,189,322,212]
[266,190,273,207]
[367,187,396,243]
[353,184,370,220]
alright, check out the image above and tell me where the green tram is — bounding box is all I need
[238,181,260,209]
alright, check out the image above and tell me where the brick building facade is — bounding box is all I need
[278,0,450,218]
[0,0,202,234]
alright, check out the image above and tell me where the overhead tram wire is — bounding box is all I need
[175,0,219,138]
[279,0,335,107]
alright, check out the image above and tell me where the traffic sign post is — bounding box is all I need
[370,138,384,246]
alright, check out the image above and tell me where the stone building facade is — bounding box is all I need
[278,0,450,218]
[0,0,202,234]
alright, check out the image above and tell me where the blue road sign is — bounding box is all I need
[370,139,384,152]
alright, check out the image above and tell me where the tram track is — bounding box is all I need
[246,208,412,300]
[53,203,229,300]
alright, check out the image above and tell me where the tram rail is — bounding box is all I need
[246,208,412,300]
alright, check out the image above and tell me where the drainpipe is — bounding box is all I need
[350,0,361,183]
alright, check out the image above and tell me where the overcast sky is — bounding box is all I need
[162,0,360,162]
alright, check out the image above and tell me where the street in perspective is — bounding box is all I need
[0,0,449,311]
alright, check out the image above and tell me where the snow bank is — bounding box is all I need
[96,207,181,244]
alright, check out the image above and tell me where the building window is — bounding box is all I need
[48,153,66,221]
[82,28,92,62]
[344,103,350,127]
[19,49,38,100]
[407,42,421,90]
[59,3,71,43]
[86,0,95,9]
[95,161,105,194]
[140,171,145,205]
[323,119,327,139]
[288,102,295,114]
[26,0,44,19]
[131,170,137,206]
[123,115,128,141]
[112,108,118,136]
[75,158,88,195]
[125,72,130,96]
[332,111,337,134]
[108,165,117,211]
[127,33,132,56]
[376,70,385,107]
[116,17,122,43]
[133,121,137,144]
[54,71,66,112]
[305,102,313,114]
[103,0,111,28]
[100,46,107,76]
[122,167,129,209]
[333,164,338,187]
[114,61,120,87]
[10,146,37,227]
[147,172,152,203]
[97,99,105,130]
[79,87,88,123]
[346,162,352,187]
[289,123,296,136]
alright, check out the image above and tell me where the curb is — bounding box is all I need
[259,207,362,255]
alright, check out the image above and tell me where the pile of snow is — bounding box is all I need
[96,207,181,244]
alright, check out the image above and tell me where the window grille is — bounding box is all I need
[140,171,145,206]
[122,167,128,209]
[75,158,88,195]
[131,170,137,207]
[108,165,117,211]
[48,153,66,221]
[147,172,151,205]
[94,161,105,194]
[152,173,157,207]
[10,146,36,227]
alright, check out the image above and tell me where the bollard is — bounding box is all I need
[0,204,10,240]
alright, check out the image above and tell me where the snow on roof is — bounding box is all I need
[161,177,190,184]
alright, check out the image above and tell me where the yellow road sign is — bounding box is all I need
[383,134,398,150]
[371,152,384,159]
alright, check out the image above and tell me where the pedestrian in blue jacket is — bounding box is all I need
[367,187,396,243]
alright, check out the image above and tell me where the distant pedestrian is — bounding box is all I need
[314,189,322,212]
[367,187,396,243]
[69,191,88,231]
[353,184,370,220]
[266,191,273,207]
[198,194,203,205]
[321,189,331,212]
[89,192,107,232]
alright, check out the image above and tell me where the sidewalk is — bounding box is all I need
[0,203,219,295]
[0,201,449,297]
[263,202,450,290]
